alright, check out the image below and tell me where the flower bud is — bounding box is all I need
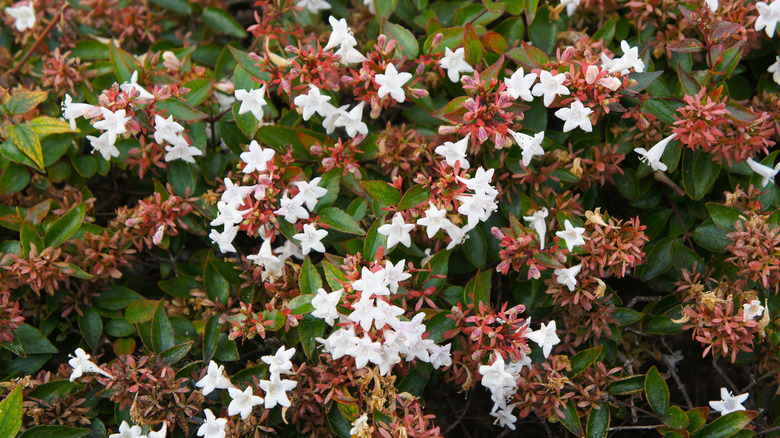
[585,65,600,84]
[598,77,622,91]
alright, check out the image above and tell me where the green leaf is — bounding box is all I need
[299,257,323,295]
[663,406,689,429]
[592,16,618,45]
[11,124,43,171]
[640,237,675,281]
[205,255,230,305]
[706,203,742,231]
[16,324,57,354]
[160,341,194,364]
[288,294,314,315]
[525,0,540,23]
[645,366,670,416]
[671,242,704,273]
[375,0,397,22]
[682,150,721,200]
[202,7,247,38]
[363,219,388,261]
[319,207,365,235]
[44,203,86,248]
[0,163,30,195]
[463,226,487,268]
[232,100,259,138]
[362,181,401,206]
[299,314,326,358]
[152,301,175,353]
[568,346,603,378]
[557,400,584,436]
[609,375,645,395]
[384,22,419,57]
[168,160,197,197]
[505,42,550,70]
[423,27,464,54]
[20,222,43,256]
[625,71,663,93]
[203,315,221,363]
[0,386,24,438]
[6,90,47,115]
[78,307,102,350]
[71,40,109,60]
[613,307,644,325]
[109,44,136,83]
[528,6,556,53]
[464,270,492,308]
[677,64,701,96]
[426,312,456,343]
[93,286,145,310]
[27,381,76,404]
[586,404,610,438]
[125,300,159,324]
[150,0,192,14]
[463,23,483,65]
[158,275,200,300]
[643,98,677,125]
[692,220,731,252]
[156,99,208,121]
[692,411,758,438]
[397,185,430,210]
[183,78,214,106]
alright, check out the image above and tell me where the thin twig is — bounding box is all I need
[664,188,696,250]
[9,4,69,77]
[711,359,738,393]
[442,394,471,436]
[627,295,663,308]
[661,338,693,409]
[608,424,664,431]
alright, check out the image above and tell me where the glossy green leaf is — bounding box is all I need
[319,207,365,235]
[682,150,721,200]
[299,257,322,295]
[586,404,610,438]
[706,203,742,231]
[78,307,102,350]
[152,301,175,353]
[44,203,86,248]
[692,410,757,438]
[568,345,603,378]
[385,22,419,57]
[0,163,30,195]
[150,0,192,14]
[645,366,670,416]
[0,386,24,438]
[202,7,248,38]
[663,406,689,429]
[397,184,430,210]
[299,314,326,358]
[203,315,221,363]
[362,181,401,206]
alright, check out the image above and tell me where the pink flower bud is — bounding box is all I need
[491,227,505,239]
[598,77,622,91]
[528,264,541,279]
[153,225,165,245]
[585,65,600,84]
[431,32,444,49]
[409,88,428,99]
[438,125,459,135]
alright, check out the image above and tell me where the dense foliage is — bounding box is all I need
[1,0,780,437]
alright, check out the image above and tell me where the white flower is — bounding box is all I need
[68,348,113,382]
[439,47,474,82]
[293,223,328,255]
[240,140,275,174]
[210,200,248,228]
[6,3,35,32]
[375,64,413,103]
[428,343,452,369]
[262,346,296,375]
[554,264,582,292]
[209,226,239,253]
[247,240,284,281]
[334,39,366,64]
[769,56,780,84]
[293,85,332,120]
[153,115,184,145]
[608,41,645,75]
[292,177,328,211]
[479,352,516,391]
[86,132,120,161]
[296,0,330,13]
[109,421,146,438]
[235,85,268,121]
[705,0,718,11]
[384,259,411,293]
[531,71,569,107]
[746,157,780,187]
[560,0,580,16]
[417,203,453,238]
[93,107,130,139]
[458,167,498,196]
[312,288,342,325]
[435,134,470,169]
[324,16,356,51]
[523,208,548,249]
[635,133,676,172]
[195,361,233,395]
[491,404,518,430]
[164,137,202,163]
[274,239,304,261]
[334,102,368,138]
[555,99,593,132]
[743,299,765,320]
[709,388,749,416]
[197,409,227,438]
[457,193,497,227]
[259,374,297,409]
[320,103,347,134]
[378,213,415,249]
[274,194,309,223]
[555,220,586,252]
[221,178,256,207]
[756,0,780,37]
[148,423,166,438]
[504,68,537,101]
[525,321,561,358]
[61,94,96,131]
[508,130,544,167]
[227,386,264,420]
[120,71,154,101]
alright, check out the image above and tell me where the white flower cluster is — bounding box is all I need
[314,262,453,375]
[480,321,561,430]
[68,348,114,382]
[5,2,35,31]
[522,208,587,288]
[61,70,201,163]
[193,355,297,438]
[108,421,166,438]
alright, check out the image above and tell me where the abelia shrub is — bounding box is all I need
[1,0,780,437]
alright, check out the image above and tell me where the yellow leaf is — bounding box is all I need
[10,124,43,170]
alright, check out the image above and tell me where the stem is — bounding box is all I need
[608,425,665,431]
[9,3,69,77]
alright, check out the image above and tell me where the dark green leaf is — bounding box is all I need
[109,44,136,82]
[16,324,57,354]
[202,7,248,38]
[93,286,145,310]
[586,404,610,438]
[18,425,90,438]
[319,207,365,235]
[299,257,323,295]
[78,308,102,350]
[692,220,731,252]
[568,346,603,378]
[557,400,584,436]
[205,258,229,305]
[397,185,430,210]
[692,411,758,438]
[363,219,388,261]
[663,406,689,429]
[362,181,401,206]
[44,203,86,248]
[645,366,670,416]
[705,203,742,231]
[150,0,192,14]
[152,301,175,353]
[156,99,208,121]
[682,150,721,200]
[288,294,314,315]
[0,163,30,195]
[168,160,197,197]
[609,375,645,395]
[0,386,24,438]
[203,315,221,363]
[464,270,492,308]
